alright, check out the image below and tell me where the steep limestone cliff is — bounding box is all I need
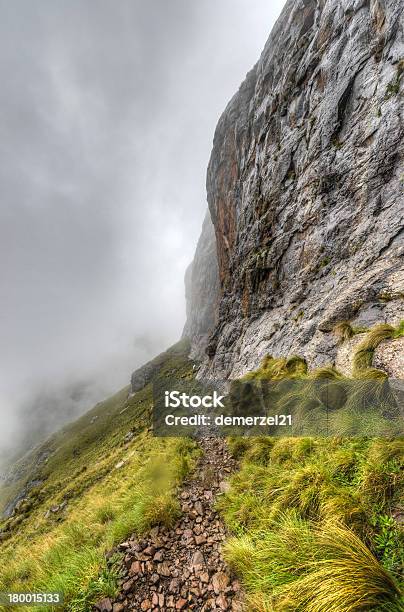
[182,211,219,360]
[185,0,404,379]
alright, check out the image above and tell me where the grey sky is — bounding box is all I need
[0,0,286,461]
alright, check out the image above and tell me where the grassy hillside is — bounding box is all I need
[220,436,403,611]
[0,325,403,611]
[0,340,199,611]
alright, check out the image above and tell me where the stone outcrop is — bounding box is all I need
[374,336,404,378]
[334,334,364,376]
[186,0,404,379]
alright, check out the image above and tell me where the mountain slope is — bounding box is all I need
[1,1,403,610]
[0,341,199,611]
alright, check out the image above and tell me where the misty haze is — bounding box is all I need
[0,1,286,465]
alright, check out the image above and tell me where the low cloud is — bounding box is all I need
[0,0,286,465]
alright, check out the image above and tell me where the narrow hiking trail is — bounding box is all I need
[95,438,244,611]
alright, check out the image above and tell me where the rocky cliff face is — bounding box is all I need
[182,211,219,360]
[185,0,404,379]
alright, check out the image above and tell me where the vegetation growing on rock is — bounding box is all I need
[352,322,404,376]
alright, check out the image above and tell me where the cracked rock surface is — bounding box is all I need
[183,0,404,379]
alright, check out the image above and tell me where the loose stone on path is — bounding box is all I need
[95,437,244,611]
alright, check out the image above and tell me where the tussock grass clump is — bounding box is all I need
[359,440,403,509]
[94,502,116,525]
[334,320,355,343]
[242,355,308,381]
[353,323,396,373]
[278,521,403,612]
[284,355,308,376]
[227,436,251,459]
[226,517,403,611]
[354,367,389,380]
[221,437,404,610]
[333,321,369,344]
[243,437,276,465]
[309,365,343,380]
[269,437,315,465]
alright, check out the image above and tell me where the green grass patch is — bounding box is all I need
[0,340,198,611]
[0,435,199,611]
[221,436,404,610]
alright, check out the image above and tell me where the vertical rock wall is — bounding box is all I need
[186,0,404,379]
[182,211,219,360]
